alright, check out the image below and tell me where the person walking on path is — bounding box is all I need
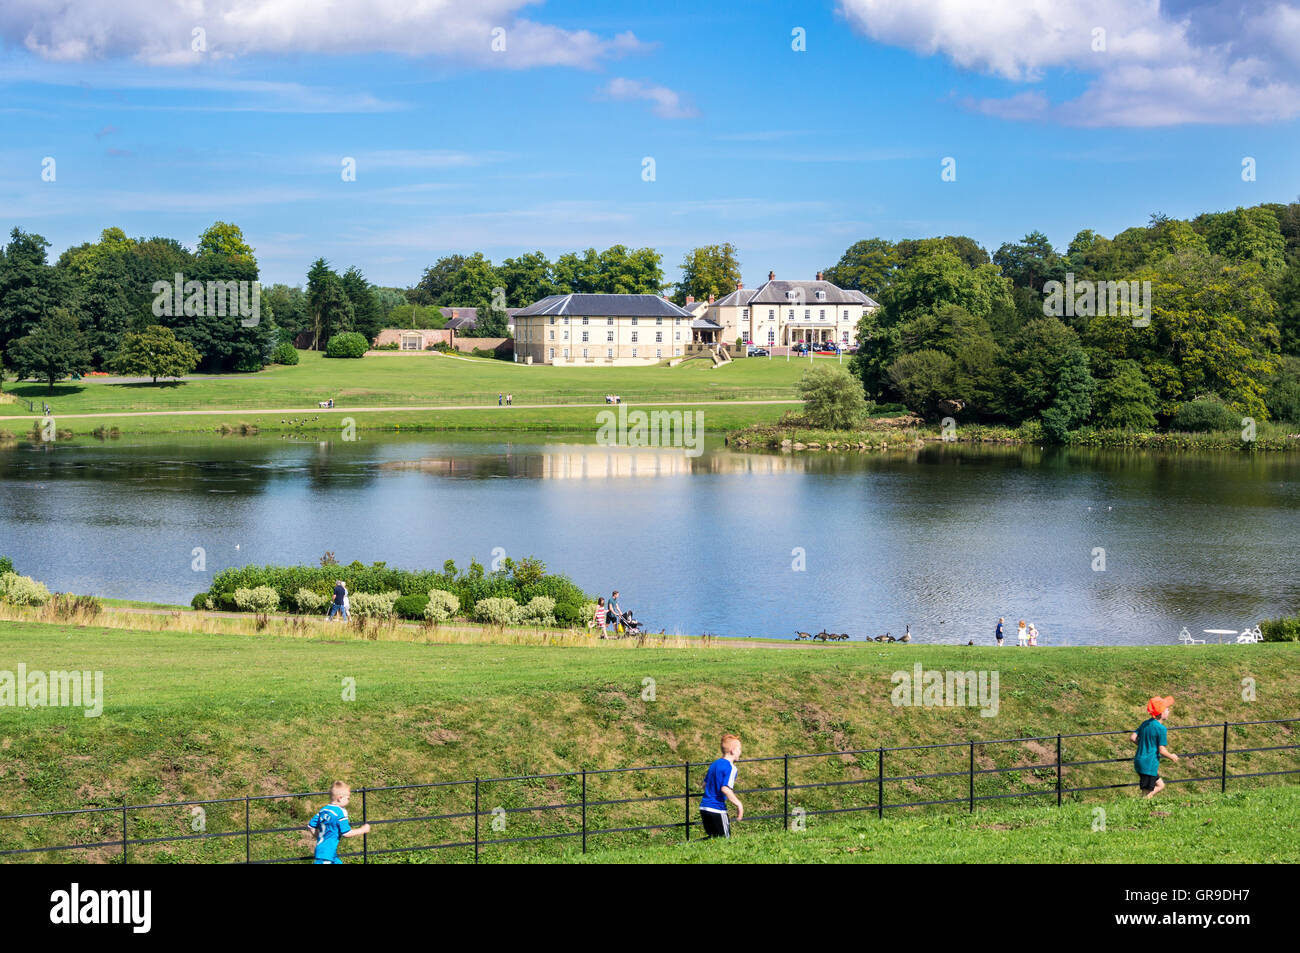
[1132,696,1183,799]
[506,393,513,406]
[995,617,1005,646]
[497,393,503,406]
[327,579,349,622]
[590,597,608,638]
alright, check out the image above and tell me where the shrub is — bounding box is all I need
[191,591,210,611]
[424,590,459,624]
[517,595,557,627]
[0,572,52,606]
[554,601,585,627]
[797,365,872,429]
[1172,396,1239,433]
[272,342,300,365]
[350,590,400,619]
[1260,616,1300,642]
[473,596,520,625]
[293,588,328,614]
[325,332,369,359]
[233,585,280,613]
[393,592,430,620]
[0,556,13,576]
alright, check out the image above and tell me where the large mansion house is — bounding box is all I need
[700,272,878,349]
[513,294,697,366]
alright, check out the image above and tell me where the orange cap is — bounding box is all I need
[1147,696,1175,717]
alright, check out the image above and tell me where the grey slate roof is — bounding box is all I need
[515,294,693,318]
[713,281,878,309]
[691,317,723,330]
[748,280,877,307]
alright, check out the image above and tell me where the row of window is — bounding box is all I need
[547,348,672,360]
[548,330,678,342]
[547,316,680,325]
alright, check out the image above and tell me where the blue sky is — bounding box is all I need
[2,0,1298,288]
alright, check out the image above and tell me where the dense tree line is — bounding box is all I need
[831,202,1300,438]
[0,222,275,379]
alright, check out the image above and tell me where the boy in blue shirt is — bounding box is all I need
[699,734,744,838]
[1132,696,1182,799]
[307,781,371,863]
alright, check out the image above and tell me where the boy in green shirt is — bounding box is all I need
[1131,695,1181,798]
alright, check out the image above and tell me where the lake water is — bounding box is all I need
[2,432,1298,645]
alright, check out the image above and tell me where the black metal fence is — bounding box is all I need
[2,717,1295,864]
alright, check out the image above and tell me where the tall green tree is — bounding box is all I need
[340,267,381,342]
[823,238,899,297]
[1002,317,1096,440]
[109,325,201,384]
[499,252,556,307]
[0,228,63,351]
[673,243,742,304]
[8,308,92,393]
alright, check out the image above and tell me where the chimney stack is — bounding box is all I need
[686,295,695,304]
[736,280,743,290]
[708,293,715,304]
[816,271,824,281]
[768,270,775,281]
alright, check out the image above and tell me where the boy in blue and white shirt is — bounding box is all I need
[699,734,744,838]
[307,781,371,864]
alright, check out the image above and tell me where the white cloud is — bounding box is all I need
[600,78,697,119]
[0,0,646,69]
[837,0,1300,125]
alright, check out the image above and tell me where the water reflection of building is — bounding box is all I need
[380,446,807,480]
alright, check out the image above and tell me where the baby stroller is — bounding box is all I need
[610,608,645,637]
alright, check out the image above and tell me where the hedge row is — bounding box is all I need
[193,558,593,623]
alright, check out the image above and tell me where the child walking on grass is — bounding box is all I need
[1132,696,1183,799]
[699,734,744,838]
[307,780,371,864]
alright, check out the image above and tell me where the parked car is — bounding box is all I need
[748,347,769,357]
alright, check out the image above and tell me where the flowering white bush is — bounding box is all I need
[473,597,520,625]
[293,588,327,614]
[233,586,280,613]
[350,590,400,619]
[0,572,51,607]
[423,590,459,624]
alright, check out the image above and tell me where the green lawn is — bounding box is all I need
[0,620,1295,863]
[1,349,829,418]
[560,785,1300,864]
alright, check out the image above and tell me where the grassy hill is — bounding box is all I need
[0,620,1295,863]
[2,350,820,418]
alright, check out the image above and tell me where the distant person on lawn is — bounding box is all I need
[307,780,371,864]
[591,597,608,638]
[327,580,349,622]
[608,590,622,630]
[1132,696,1182,799]
[995,617,1005,646]
[700,734,744,838]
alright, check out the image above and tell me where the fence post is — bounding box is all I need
[581,769,587,854]
[474,778,480,864]
[1056,734,1062,807]
[1222,722,1229,793]
[783,755,789,831]
[121,805,127,865]
[361,787,368,865]
[245,796,250,864]
[968,742,974,812]
[877,747,884,819]
[683,762,690,842]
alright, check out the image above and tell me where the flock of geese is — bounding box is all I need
[795,625,913,643]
